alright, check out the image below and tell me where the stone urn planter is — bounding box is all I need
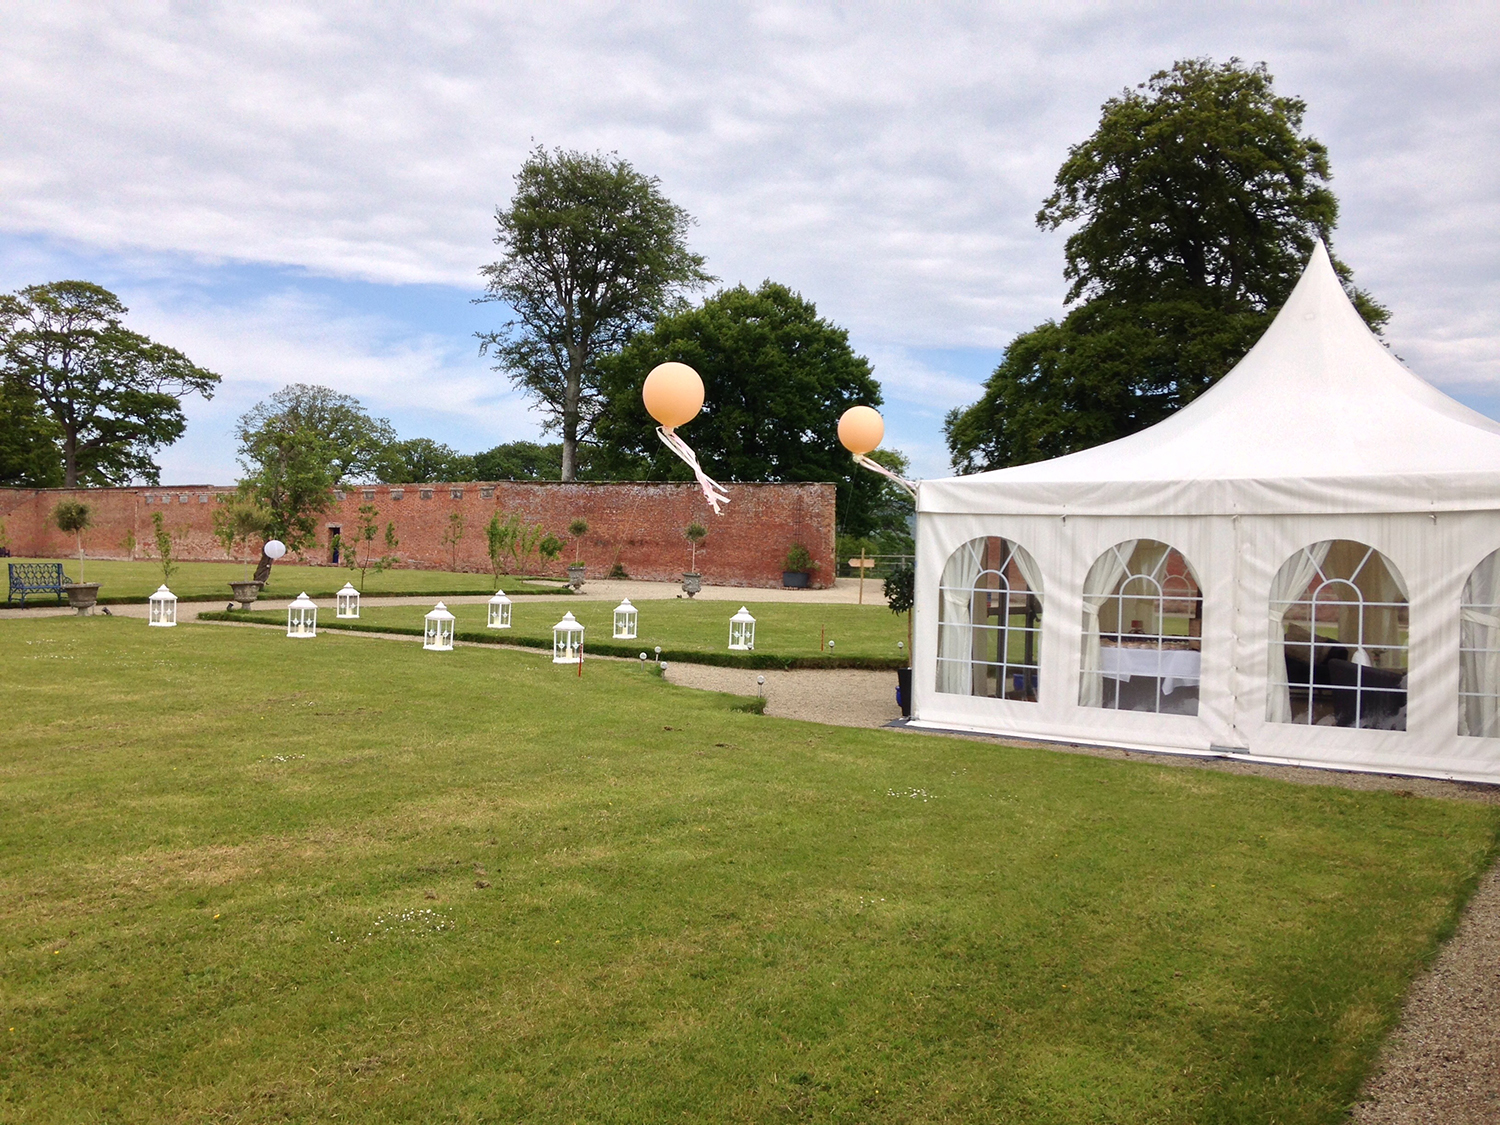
[229,580,263,610]
[781,570,811,589]
[681,572,702,598]
[63,582,101,616]
[567,563,587,590]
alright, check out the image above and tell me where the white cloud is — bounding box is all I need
[1,0,1497,485]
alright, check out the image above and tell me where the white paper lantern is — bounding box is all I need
[613,597,638,639]
[729,606,756,651]
[287,592,318,638]
[336,582,360,619]
[148,584,177,628]
[487,589,512,629]
[552,611,584,663]
[424,602,455,651]
[264,539,287,560]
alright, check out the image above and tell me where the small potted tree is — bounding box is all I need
[782,543,818,589]
[55,500,100,613]
[885,560,915,716]
[567,518,589,588]
[682,522,707,597]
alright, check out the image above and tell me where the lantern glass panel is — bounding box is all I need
[488,591,512,629]
[552,612,584,663]
[424,603,456,650]
[287,593,318,637]
[613,599,637,640]
[729,606,756,651]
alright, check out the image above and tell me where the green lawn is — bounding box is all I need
[2,616,1495,1123]
[224,598,909,667]
[3,557,566,603]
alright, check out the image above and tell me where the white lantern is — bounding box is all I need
[336,582,360,619]
[613,597,638,640]
[729,606,756,651]
[552,611,584,663]
[148,584,177,627]
[287,592,318,638]
[424,602,456,651]
[487,589,512,629]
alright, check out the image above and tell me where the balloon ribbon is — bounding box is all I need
[657,426,731,514]
[852,452,918,499]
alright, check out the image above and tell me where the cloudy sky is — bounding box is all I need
[2,2,1497,482]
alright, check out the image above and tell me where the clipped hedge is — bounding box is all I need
[195,613,907,672]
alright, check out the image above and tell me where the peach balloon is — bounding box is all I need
[642,362,705,428]
[838,405,885,455]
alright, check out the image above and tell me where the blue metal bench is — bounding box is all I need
[7,562,73,607]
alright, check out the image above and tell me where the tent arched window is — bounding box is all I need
[1079,540,1203,715]
[1268,540,1408,730]
[1460,549,1500,738]
[936,537,1043,701]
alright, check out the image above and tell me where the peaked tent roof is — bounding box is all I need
[921,243,1500,516]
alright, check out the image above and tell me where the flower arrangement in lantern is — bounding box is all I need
[336,582,360,619]
[424,602,455,651]
[287,592,318,638]
[729,606,756,651]
[613,597,638,640]
[552,611,584,663]
[487,589,512,629]
[148,584,178,627]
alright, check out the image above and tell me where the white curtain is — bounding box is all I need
[1265,541,1332,724]
[937,539,986,695]
[1460,550,1500,738]
[1011,544,1045,602]
[1079,541,1136,708]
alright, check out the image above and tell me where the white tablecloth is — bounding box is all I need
[1099,647,1202,695]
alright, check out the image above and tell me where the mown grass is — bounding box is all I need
[1,615,1495,1123]
[218,599,910,668]
[3,557,565,603]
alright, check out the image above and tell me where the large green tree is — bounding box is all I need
[235,385,395,581]
[477,147,712,481]
[377,438,475,484]
[0,281,220,486]
[0,379,63,487]
[946,58,1387,473]
[593,281,899,538]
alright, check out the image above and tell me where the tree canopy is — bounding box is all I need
[235,385,394,580]
[377,438,474,484]
[592,281,899,538]
[0,281,220,486]
[477,147,712,481]
[946,58,1387,474]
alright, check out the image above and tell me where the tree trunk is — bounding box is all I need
[252,549,274,584]
[560,350,582,482]
[63,428,79,488]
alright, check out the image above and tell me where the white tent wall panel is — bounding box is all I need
[911,508,1500,784]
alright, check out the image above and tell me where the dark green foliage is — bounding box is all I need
[784,543,816,574]
[884,561,915,616]
[470,440,576,481]
[947,59,1388,473]
[51,500,91,535]
[379,437,475,484]
[593,281,897,537]
[0,281,220,486]
[235,385,396,579]
[0,378,63,486]
[478,147,711,481]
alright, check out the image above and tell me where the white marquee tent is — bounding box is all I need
[911,243,1500,783]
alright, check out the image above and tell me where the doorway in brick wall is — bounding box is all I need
[327,526,342,565]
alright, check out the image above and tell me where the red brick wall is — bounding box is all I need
[0,481,836,589]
